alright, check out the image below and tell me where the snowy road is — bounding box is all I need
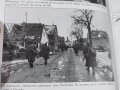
[2,48,113,83]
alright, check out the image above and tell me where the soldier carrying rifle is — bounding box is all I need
[26,42,37,68]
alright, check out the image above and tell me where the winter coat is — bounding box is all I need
[40,45,50,60]
[83,46,97,67]
[26,45,36,63]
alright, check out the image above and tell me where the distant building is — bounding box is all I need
[22,23,59,51]
[4,23,59,52]
[65,37,71,46]
[57,36,65,44]
[44,24,58,51]
[22,22,43,42]
[90,30,109,51]
[13,22,43,49]
[4,23,43,49]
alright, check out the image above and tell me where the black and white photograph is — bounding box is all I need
[45,0,106,6]
[2,7,113,83]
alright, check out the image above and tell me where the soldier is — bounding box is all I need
[64,44,68,51]
[8,44,14,61]
[40,43,50,65]
[83,43,97,75]
[59,43,65,52]
[73,42,79,56]
[26,42,36,68]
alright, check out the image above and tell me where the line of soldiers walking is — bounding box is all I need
[26,41,97,76]
[26,42,50,68]
[73,42,97,75]
[26,42,68,68]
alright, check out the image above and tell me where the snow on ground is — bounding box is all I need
[1,50,114,83]
[2,53,61,82]
[96,51,113,81]
[96,51,111,67]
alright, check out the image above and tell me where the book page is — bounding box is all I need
[110,0,120,89]
[0,0,118,90]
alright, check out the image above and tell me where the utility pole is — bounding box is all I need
[25,12,28,23]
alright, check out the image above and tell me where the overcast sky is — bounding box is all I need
[5,7,109,39]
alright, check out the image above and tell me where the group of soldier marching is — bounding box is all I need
[26,42,50,68]
[26,41,97,75]
[72,42,97,75]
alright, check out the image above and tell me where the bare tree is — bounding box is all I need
[71,23,83,42]
[71,9,94,46]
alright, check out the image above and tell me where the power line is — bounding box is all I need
[25,12,28,23]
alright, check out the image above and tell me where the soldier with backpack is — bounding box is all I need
[83,42,97,75]
[26,42,37,68]
[40,43,50,65]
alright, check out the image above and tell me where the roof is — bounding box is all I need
[44,25,58,35]
[22,23,43,37]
